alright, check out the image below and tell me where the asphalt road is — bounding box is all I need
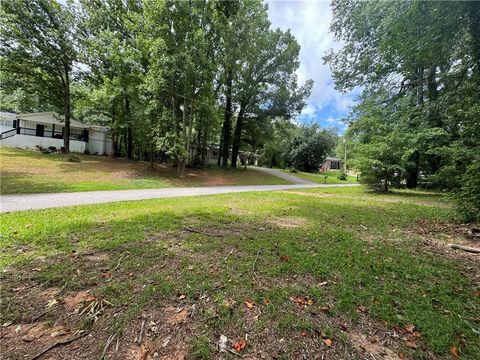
[0,183,359,212]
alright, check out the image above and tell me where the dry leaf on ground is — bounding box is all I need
[233,339,247,352]
[244,300,255,310]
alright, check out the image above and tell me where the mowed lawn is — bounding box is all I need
[1,187,479,359]
[282,169,358,184]
[0,147,290,194]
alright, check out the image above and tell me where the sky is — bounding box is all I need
[266,0,359,132]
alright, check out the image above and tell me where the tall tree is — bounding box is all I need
[1,0,77,151]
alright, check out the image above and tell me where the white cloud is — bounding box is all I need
[266,0,357,119]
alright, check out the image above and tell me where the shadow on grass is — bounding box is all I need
[1,195,478,358]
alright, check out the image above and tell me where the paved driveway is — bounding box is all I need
[251,167,317,184]
[0,184,359,212]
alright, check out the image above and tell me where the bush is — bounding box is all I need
[452,159,480,222]
[67,154,81,163]
[337,171,348,181]
[289,168,298,173]
[48,146,57,152]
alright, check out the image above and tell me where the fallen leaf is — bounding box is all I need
[102,272,110,278]
[233,339,247,352]
[262,298,271,305]
[187,265,194,271]
[404,324,415,333]
[473,290,480,298]
[244,300,255,310]
[406,340,418,349]
[289,296,314,307]
[279,255,290,262]
[398,352,405,359]
[51,330,67,337]
[46,299,58,308]
[323,338,333,347]
[450,346,460,358]
[300,331,308,337]
[177,294,186,300]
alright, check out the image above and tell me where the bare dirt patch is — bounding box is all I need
[267,216,307,229]
[349,332,401,359]
[63,290,96,310]
[284,190,336,198]
[408,219,480,262]
[84,252,110,261]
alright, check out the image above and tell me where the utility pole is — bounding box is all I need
[343,137,347,173]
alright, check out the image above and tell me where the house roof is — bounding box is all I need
[325,156,342,162]
[0,112,16,120]
[16,112,90,129]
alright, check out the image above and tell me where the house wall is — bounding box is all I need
[1,134,86,153]
[0,119,15,134]
[87,129,109,155]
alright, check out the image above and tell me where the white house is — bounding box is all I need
[0,112,113,155]
[188,144,259,167]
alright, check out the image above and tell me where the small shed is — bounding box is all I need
[320,157,342,172]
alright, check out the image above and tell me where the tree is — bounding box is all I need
[1,0,78,151]
[326,0,480,219]
[285,124,336,172]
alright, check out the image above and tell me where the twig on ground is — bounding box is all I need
[30,331,88,360]
[30,310,48,323]
[113,255,125,271]
[136,319,145,344]
[449,243,480,254]
[223,250,234,264]
[252,250,261,273]
[184,227,224,237]
[100,332,117,359]
[252,249,262,287]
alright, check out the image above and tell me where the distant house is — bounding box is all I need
[320,156,342,172]
[188,144,259,167]
[0,112,113,155]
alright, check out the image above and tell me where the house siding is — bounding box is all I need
[1,134,86,152]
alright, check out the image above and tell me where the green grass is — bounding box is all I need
[1,187,478,359]
[0,147,290,194]
[282,169,358,184]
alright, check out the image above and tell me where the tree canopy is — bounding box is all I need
[0,0,312,175]
[325,0,480,220]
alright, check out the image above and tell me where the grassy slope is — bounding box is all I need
[0,147,289,194]
[1,187,478,359]
[281,169,357,184]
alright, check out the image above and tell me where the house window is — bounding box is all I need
[12,120,16,128]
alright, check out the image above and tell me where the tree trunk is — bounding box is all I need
[221,67,233,168]
[217,135,223,166]
[63,71,70,153]
[406,150,419,188]
[416,67,424,106]
[125,95,133,160]
[469,1,480,77]
[149,142,154,169]
[231,103,246,168]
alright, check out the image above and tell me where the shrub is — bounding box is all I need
[452,159,480,222]
[48,146,57,152]
[337,171,348,181]
[67,154,81,162]
[289,168,298,173]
